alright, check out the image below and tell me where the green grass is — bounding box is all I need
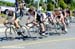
[0,14,6,18]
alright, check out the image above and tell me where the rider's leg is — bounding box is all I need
[4,20,8,23]
[61,18,67,32]
[14,18,20,28]
[41,23,45,32]
[39,22,48,36]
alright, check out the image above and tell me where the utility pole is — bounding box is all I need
[45,0,47,11]
[37,0,40,9]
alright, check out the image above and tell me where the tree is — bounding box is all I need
[58,0,67,9]
[0,1,14,7]
[40,0,43,3]
[69,0,75,10]
[47,3,54,11]
[24,0,30,4]
[64,0,71,4]
[47,0,52,3]
[42,3,47,12]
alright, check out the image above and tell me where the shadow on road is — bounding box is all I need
[0,36,38,41]
[0,32,67,42]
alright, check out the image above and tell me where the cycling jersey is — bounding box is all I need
[7,12,14,20]
[15,1,19,11]
[6,12,15,23]
[15,9,24,19]
[15,10,20,18]
[36,13,44,23]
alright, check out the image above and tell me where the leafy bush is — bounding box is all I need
[0,1,14,7]
[47,3,54,11]
[59,0,67,9]
[0,14,6,18]
[70,0,75,10]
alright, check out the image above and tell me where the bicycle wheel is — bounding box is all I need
[20,26,31,37]
[27,26,40,37]
[53,23,58,33]
[5,27,16,39]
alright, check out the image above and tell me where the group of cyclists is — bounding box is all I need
[4,0,72,37]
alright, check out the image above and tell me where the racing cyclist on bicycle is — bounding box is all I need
[26,8,46,36]
[4,10,15,26]
[53,9,68,33]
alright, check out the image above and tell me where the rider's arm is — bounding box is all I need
[4,15,8,22]
[12,13,15,20]
[64,10,67,18]
[61,14,65,23]
[51,13,54,20]
[27,16,30,23]
[34,12,37,21]
[41,13,46,21]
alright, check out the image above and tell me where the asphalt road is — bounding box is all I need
[0,16,75,49]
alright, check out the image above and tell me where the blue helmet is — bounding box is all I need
[37,10,42,16]
[46,11,51,17]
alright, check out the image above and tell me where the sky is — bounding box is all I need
[0,0,15,3]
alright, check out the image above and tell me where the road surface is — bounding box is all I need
[0,16,75,49]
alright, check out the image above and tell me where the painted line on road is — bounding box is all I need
[0,37,75,48]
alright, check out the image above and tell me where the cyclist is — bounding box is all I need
[4,10,15,26]
[15,3,24,29]
[36,10,46,36]
[46,11,54,25]
[65,8,71,23]
[53,9,68,32]
[26,7,37,28]
[15,0,19,11]
[26,8,46,36]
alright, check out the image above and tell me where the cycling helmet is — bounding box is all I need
[46,11,51,17]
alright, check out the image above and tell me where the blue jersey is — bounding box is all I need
[15,2,19,7]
